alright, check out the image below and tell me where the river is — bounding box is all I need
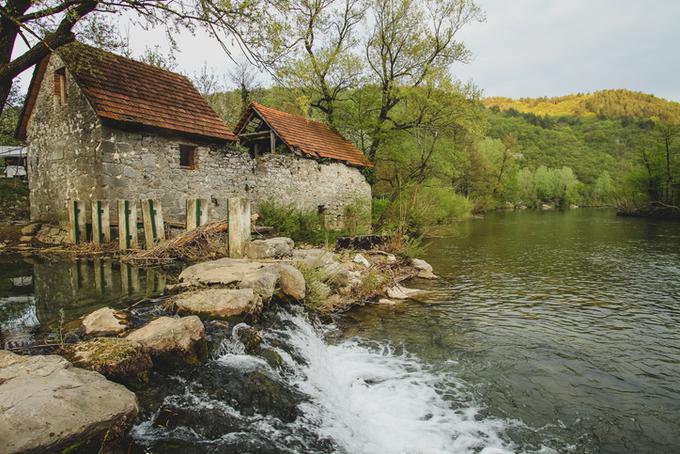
[1,209,678,453]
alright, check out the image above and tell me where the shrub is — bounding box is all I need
[257,200,345,244]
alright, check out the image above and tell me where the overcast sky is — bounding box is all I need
[453,0,680,101]
[15,0,680,101]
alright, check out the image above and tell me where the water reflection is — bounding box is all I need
[0,256,168,349]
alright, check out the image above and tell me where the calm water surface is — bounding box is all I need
[339,209,680,453]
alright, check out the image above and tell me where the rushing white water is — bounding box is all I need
[267,310,516,454]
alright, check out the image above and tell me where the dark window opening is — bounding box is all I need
[180,145,197,169]
[53,68,66,106]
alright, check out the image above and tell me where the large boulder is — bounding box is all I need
[178,258,301,302]
[173,288,262,319]
[126,316,206,365]
[81,307,127,336]
[0,350,138,453]
[246,237,294,259]
[66,337,153,385]
[270,264,306,301]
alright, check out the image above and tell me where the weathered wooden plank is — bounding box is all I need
[228,197,251,258]
[141,199,165,249]
[186,198,208,231]
[67,199,87,244]
[91,200,111,244]
[117,200,138,250]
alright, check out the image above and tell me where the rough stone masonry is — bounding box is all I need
[24,52,371,228]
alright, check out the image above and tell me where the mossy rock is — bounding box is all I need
[66,337,153,386]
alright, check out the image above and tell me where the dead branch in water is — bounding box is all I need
[122,220,230,265]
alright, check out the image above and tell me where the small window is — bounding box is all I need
[53,68,66,106]
[179,145,197,169]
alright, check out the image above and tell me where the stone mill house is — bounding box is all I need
[16,42,372,230]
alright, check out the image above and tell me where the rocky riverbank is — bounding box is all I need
[0,236,437,453]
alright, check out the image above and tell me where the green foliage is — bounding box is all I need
[511,165,581,208]
[343,198,372,236]
[376,182,473,234]
[0,178,29,220]
[485,89,680,124]
[257,200,351,244]
[295,262,334,309]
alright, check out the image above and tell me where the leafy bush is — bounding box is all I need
[374,183,472,235]
[257,200,347,244]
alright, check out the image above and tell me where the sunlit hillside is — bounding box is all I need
[484,89,680,124]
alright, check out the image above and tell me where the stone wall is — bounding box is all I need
[98,126,371,226]
[26,54,103,223]
[26,61,371,227]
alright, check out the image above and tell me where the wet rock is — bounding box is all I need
[173,288,262,319]
[386,284,428,300]
[247,237,294,259]
[127,316,206,365]
[270,263,306,301]
[82,306,127,335]
[0,350,138,453]
[189,362,303,423]
[353,253,371,268]
[412,258,437,279]
[235,326,262,353]
[66,337,152,385]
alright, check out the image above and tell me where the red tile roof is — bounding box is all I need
[18,42,235,141]
[235,102,372,167]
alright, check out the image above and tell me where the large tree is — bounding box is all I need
[0,0,286,115]
[364,0,483,161]
[274,0,366,125]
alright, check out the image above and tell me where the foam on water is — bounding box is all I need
[268,310,516,454]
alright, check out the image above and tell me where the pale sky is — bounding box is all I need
[14,0,680,102]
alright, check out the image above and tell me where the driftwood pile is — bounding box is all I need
[123,220,229,265]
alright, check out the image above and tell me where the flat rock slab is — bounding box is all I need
[292,249,337,268]
[386,284,430,300]
[0,350,138,454]
[179,258,305,302]
[82,307,127,335]
[174,288,262,319]
[126,316,206,365]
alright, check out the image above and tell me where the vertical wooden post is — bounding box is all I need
[186,198,208,231]
[228,197,251,258]
[91,200,111,244]
[270,130,276,153]
[67,199,87,244]
[117,200,138,250]
[141,199,165,249]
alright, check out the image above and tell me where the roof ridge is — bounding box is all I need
[59,41,191,80]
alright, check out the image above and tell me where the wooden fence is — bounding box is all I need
[67,197,251,258]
